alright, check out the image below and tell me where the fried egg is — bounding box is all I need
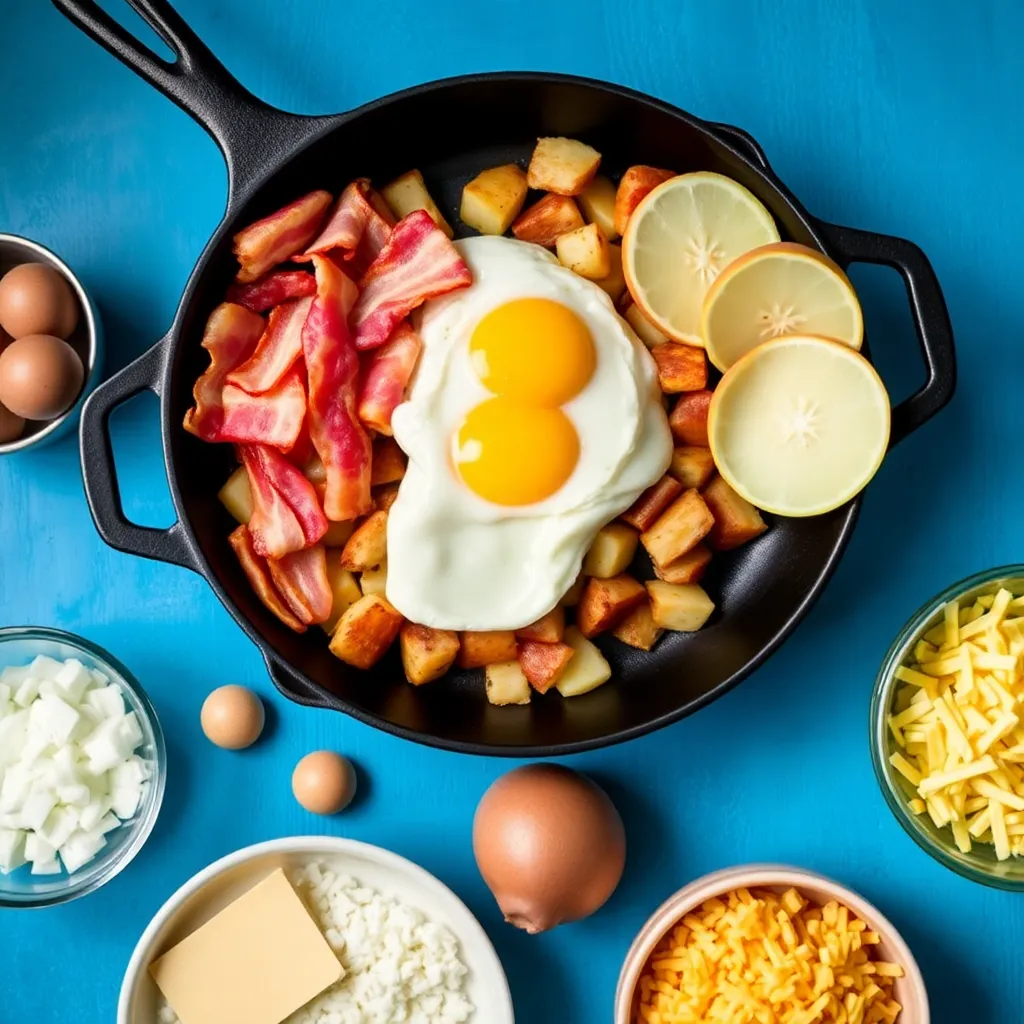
[386,236,673,631]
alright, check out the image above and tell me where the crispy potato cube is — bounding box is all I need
[577,573,646,637]
[645,581,715,632]
[460,164,528,235]
[555,626,612,697]
[340,510,388,571]
[653,543,712,585]
[612,600,664,651]
[669,446,716,490]
[640,489,714,567]
[703,475,768,550]
[517,639,575,693]
[561,574,585,607]
[594,243,627,303]
[485,660,532,705]
[400,623,460,685]
[458,630,518,669]
[516,606,565,643]
[373,483,400,512]
[381,169,453,238]
[219,466,253,524]
[625,302,669,348]
[527,137,601,196]
[582,522,639,578]
[577,174,618,240]
[322,518,355,548]
[614,165,675,235]
[511,193,584,247]
[360,563,387,596]
[329,593,404,669]
[669,390,713,446]
[651,342,707,393]
[621,476,683,532]
[321,560,363,634]
[556,222,611,280]
[370,437,406,486]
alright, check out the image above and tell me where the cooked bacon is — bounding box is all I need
[183,303,265,441]
[219,368,306,449]
[233,190,333,283]
[302,255,373,521]
[226,270,316,312]
[226,297,311,394]
[351,210,472,351]
[300,179,395,269]
[268,545,332,625]
[356,323,422,434]
[227,524,306,632]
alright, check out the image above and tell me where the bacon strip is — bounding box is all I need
[233,190,333,283]
[302,255,372,521]
[357,323,422,435]
[227,525,306,632]
[226,297,312,394]
[219,368,307,449]
[300,179,395,265]
[268,545,332,625]
[183,303,265,441]
[351,210,472,351]
[226,270,316,312]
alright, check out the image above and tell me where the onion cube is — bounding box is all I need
[97,812,121,835]
[13,676,40,708]
[0,709,28,769]
[112,756,148,789]
[25,831,56,865]
[59,829,106,874]
[31,694,81,746]
[39,806,80,849]
[28,656,63,681]
[20,787,58,832]
[78,798,111,832]
[0,666,30,687]
[57,783,91,807]
[53,659,93,704]
[90,669,110,687]
[84,684,125,721]
[118,712,144,751]
[0,828,26,873]
[0,764,31,813]
[30,857,61,875]
[82,718,128,775]
[111,781,142,820]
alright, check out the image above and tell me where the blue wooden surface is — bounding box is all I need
[2,0,1023,1020]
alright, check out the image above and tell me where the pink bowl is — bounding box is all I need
[615,864,929,1024]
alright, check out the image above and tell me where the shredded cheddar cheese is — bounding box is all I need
[635,887,903,1023]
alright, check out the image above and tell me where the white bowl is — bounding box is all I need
[118,836,514,1024]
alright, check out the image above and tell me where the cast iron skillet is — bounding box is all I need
[56,0,955,756]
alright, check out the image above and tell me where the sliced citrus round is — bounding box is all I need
[701,241,864,371]
[708,335,890,517]
[621,171,780,346]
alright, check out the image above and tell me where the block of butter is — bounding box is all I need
[150,867,343,1024]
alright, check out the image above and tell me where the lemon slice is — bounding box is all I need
[621,172,780,346]
[708,335,890,517]
[701,241,864,371]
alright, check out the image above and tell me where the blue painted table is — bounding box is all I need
[2,1,1023,1020]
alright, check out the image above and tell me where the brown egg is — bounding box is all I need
[292,751,356,815]
[0,400,24,444]
[473,764,626,934]
[200,685,265,750]
[0,334,84,421]
[0,263,79,340]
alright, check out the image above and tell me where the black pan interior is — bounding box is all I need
[165,77,858,753]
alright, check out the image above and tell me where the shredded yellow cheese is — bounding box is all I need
[635,887,903,1023]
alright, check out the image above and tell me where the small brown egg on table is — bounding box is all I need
[200,684,265,749]
[292,751,356,815]
[0,334,84,421]
[0,262,79,340]
[0,399,24,444]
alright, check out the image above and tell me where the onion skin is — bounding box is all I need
[472,763,626,933]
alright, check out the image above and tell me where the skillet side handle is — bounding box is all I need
[818,222,957,447]
[79,340,194,569]
[265,655,335,711]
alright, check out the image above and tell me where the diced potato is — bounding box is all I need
[370,437,407,486]
[651,342,707,393]
[669,446,716,490]
[485,660,532,706]
[460,164,528,235]
[321,559,363,634]
[621,476,683,532]
[526,137,601,196]
[400,623,460,685]
[594,243,627,303]
[625,302,669,348]
[582,523,639,578]
[669,390,713,446]
[561,574,585,607]
[322,519,355,548]
[614,165,675,235]
[381,169,453,238]
[612,601,664,651]
[555,626,612,697]
[515,606,565,643]
[511,193,584,247]
[373,483,400,512]
[577,573,646,637]
[645,581,715,632]
[517,639,574,693]
[360,563,387,596]
[219,467,253,524]
[556,222,610,280]
[703,475,768,550]
[640,489,715,567]
[653,544,712,585]
[458,630,518,669]
[340,510,388,571]
[329,593,404,669]
[577,174,618,241]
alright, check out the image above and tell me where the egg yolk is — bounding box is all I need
[455,397,580,506]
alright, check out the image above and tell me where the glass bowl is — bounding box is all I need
[0,627,165,907]
[871,565,1024,890]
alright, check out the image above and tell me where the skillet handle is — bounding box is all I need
[79,340,195,569]
[265,656,334,711]
[50,0,334,205]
